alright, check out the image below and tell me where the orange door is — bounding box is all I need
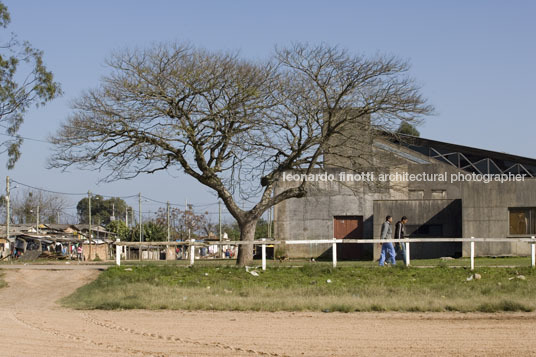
[334,216,363,260]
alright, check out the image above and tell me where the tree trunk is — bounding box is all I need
[236,219,258,266]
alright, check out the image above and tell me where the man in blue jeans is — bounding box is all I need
[379,215,396,266]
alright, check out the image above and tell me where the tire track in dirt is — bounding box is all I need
[0,267,168,356]
[82,311,285,356]
[10,310,167,357]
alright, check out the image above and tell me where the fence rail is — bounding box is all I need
[117,237,536,246]
[115,236,536,270]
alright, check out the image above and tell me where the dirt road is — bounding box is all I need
[0,267,535,356]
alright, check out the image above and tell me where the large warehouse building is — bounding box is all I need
[274,132,536,260]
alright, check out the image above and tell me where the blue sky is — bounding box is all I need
[1,0,535,220]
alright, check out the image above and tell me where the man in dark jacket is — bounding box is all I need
[394,216,408,264]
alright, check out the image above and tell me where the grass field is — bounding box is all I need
[62,263,536,313]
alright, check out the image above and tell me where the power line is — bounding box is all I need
[11,179,86,196]
[11,179,151,200]
[0,131,51,144]
[141,195,218,207]
[8,178,225,212]
[102,193,140,199]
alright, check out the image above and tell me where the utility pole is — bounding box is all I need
[6,176,10,257]
[219,200,223,259]
[125,208,129,227]
[138,192,143,261]
[88,191,92,261]
[185,199,190,240]
[268,207,272,239]
[167,201,170,242]
[36,205,40,234]
[138,193,142,243]
[57,211,60,225]
[218,200,222,242]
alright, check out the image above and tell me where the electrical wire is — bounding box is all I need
[0,131,51,144]
[141,195,219,207]
[11,179,86,196]
[9,179,213,205]
[7,178,232,222]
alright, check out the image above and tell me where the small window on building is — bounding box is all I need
[431,190,446,199]
[409,190,424,199]
[509,208,536,235]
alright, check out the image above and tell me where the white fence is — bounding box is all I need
[115,237,536,271]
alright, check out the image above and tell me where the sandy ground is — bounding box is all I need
[0,266,536,357]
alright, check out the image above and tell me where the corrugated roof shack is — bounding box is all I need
[0,224,116,261]
[69,225,115,261]
[0,236,9,259]
[0,225,36,259]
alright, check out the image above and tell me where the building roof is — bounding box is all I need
[384,133,536,177]
[70,224,112,234]
[0,223,115,240]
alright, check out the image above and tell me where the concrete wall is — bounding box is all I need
[274,168,387,259]
[461,179,536,256]
[273,160,465,258]
[273,137,536,259]
[405,163,464,200]
[373,199,462,259]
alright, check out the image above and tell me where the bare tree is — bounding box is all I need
[11,189,68,225]
[154,205,211,239]
[49,42,432,265]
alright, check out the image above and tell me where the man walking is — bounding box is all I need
[379,215,396,266]
[395,216,408,265]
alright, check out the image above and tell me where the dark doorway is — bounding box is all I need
[334,216,364,260]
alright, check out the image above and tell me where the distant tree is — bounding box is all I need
[77,195,129,226]
[143,221,167,242]
[106,220,129,240]
[129,221,167,242]
[154,204,211,240]
[0,2,62,168]
[219,218,270,240]
[50,42,432,265]
[396,121,420,137]
[221,222,240,241]
[11,189,67,224]
[254,218,273,239]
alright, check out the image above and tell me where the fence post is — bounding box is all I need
[530,236,536,268]
[470,237,475,271]
[261,238,266,271]
[332,238,337,268]
[189,239,195,266]
[115,239,121,266]
[405,242,410,266]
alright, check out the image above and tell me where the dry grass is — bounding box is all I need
[62,264,536,313]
